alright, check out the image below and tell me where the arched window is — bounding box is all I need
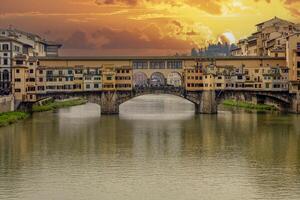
[3,70,9,81]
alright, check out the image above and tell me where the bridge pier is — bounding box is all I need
[196,90,217,114]
[290,92,300,113]
[100,91,119,115]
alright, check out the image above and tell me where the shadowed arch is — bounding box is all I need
[150,72,166,86]
[167,71,183,87]
[133,72,148,87]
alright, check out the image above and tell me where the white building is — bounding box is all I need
[0,28,62,94]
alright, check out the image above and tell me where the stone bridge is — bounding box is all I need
[35,87,300,114]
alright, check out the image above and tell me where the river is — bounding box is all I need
[0,95,300,200]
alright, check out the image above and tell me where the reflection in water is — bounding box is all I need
[0,95,300,200]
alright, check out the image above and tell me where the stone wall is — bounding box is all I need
[0,95,14,113]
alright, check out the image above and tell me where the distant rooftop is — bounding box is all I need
[0,27,62,47]
[256,16,295,27]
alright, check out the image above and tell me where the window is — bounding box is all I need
[29,69,34,73]
[15,78,21,82]
[38,86,45,91]
[75,69,83,74]
[107,76,112,80]
[3,53,7,56]
[68,70,72,75]
[39,70,43,74]
[47,70,53,76]
[39,78,43,82]
[297,62,300,68]
[15,89,21,92]
[94,84,99,88]
[167,60,182,69]
[150,61,165,69]
[3,58,8,65]
[14,45,20,52]
[16,69,20,73]
[86,84,90,89]
[133,60,148,69]
[16,60,23,65]
[2,44,9,51]
[3,70,9,80]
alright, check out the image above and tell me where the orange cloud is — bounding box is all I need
[255,0,300,17]
[95,0,229,15]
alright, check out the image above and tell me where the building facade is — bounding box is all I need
[10,55,294,103]
[0,28,61,95]
[231,17,300,57]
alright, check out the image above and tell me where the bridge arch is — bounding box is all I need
[150,72,166,87]
[133,72,148,87]
[167,71,182,87]
[216,90,291,111]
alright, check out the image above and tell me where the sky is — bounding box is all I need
[0,0,299,56]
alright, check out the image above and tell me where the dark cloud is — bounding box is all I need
[92,27,194,49]
[58,31,97,49]
[95,0,227,15]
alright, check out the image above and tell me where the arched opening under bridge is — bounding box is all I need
[119,94,195,119]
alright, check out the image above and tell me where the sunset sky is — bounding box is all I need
[0,0,299,56]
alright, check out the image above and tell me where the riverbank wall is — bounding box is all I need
[0,95,14,113]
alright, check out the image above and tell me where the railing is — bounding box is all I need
[133,86,184,95]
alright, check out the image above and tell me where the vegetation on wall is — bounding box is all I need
[223,99,277,111]
[32,98,87,112]
[0,98,87,128]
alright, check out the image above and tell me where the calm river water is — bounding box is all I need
[0,95,300,200]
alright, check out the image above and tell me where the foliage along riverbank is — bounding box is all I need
[0,98,87,128]
[223,99,277,111]
[0,112,29,127]
[32,98,87,112]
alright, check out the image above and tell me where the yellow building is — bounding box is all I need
[232,17,300,57]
